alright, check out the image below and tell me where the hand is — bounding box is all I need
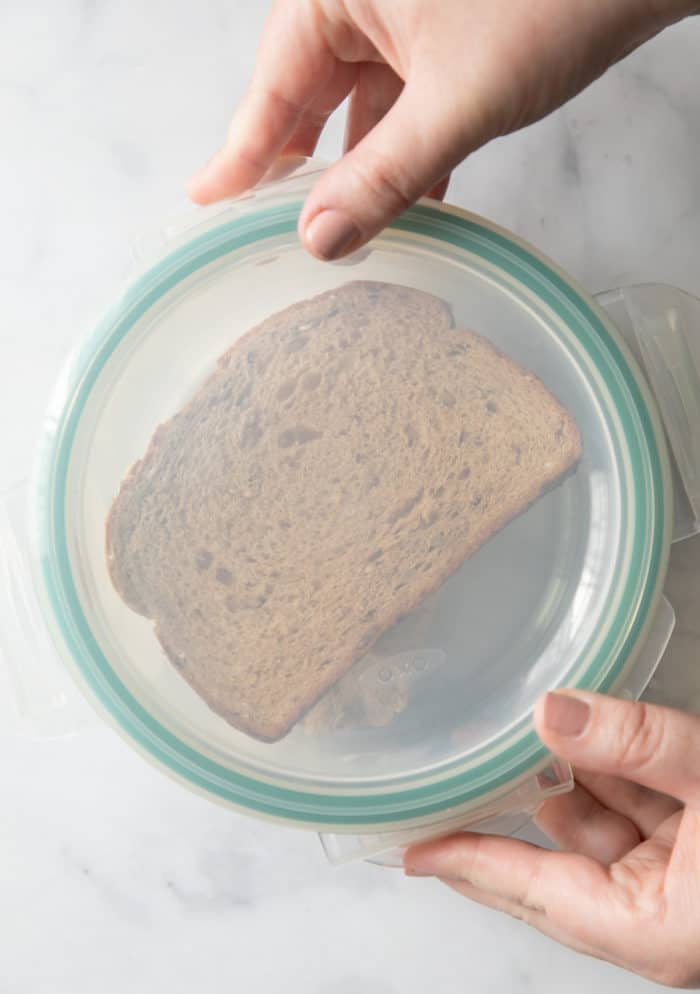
[187,0,696,260]
[404,691,700,988]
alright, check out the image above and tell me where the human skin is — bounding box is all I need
[187,0,698,261]
[405,691,700,988]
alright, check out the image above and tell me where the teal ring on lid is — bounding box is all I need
[32,199,671,827]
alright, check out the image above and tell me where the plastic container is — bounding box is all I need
[3,159,700,864]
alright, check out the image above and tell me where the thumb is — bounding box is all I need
[536,690,700,806]
[299,77,493,260]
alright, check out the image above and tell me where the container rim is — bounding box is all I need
[31,194,672,828]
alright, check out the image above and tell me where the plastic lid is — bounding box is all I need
[31,161,671,829]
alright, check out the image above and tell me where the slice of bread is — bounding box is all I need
[107,281,581,742]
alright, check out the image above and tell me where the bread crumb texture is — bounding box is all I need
[106,281,581,741]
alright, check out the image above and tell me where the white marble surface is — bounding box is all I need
[2,3,700,992]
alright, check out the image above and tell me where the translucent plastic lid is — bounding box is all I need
[32,161,671,829]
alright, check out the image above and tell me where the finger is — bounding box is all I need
[574,770,682,839]
[404,833,655,969]
[604,822,676,920]
[405,833,605,915]
[343,65,452,210]
[441,876,542,923]
[188,1,341,204]
[536,691,700,807]
[441,876,556,938]
[343,65,453,209]
[282,61,358,158]
[298,71,496,259]
[440,878,606,962]
[344,62,404,152]
[534,782,642,863]
[615,818,678,881]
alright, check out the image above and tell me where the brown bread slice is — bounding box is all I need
[106,281,581,742]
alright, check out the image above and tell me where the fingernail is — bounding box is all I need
[304,210,361,260]
[543,692,590,737]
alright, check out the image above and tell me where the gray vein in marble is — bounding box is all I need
[163,875,253,912]
[561,121,583,184]
[61,845,150,924]
[627,67,700,140]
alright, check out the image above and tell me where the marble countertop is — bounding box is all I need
[2,3,700,992]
